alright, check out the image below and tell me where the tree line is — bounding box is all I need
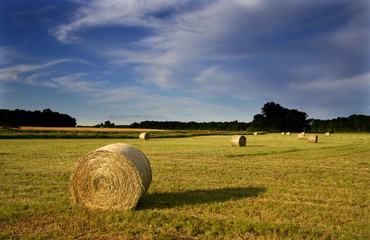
[1,103,369,132]
[0,109,76,128]
[128,120,250,131]
[249,102,308,132]
[94,120,250,131]
[309,115,370,132]
[125,102,369,132]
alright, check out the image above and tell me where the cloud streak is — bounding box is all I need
[0,59,87,83]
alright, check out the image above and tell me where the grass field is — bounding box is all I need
[19,126,168,132]
[0,133,369,239]
[0,127,238,139]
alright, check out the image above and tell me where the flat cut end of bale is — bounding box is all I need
[308,135,318,143]
[139,132,150,140]
[297,133,305,140]
[231,135,246,147]
[71,143,152,210]
[325,132,330,137]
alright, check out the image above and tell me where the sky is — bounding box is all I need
[0,0,369,125]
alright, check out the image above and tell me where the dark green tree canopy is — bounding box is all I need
[251,102,308,132]
[0,109,76,128]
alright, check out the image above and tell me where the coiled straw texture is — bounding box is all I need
[231,135,246,147]
[71,143,152,210]
[139,132,150,140]
[308,135,318,143]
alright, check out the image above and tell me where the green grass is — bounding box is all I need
[0,128,248,139]
[0,133,369,239]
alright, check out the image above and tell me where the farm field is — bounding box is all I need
[0,133,369,239]
[19,126,168,132]
[0,127,237,139]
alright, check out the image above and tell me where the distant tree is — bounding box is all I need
[250,102,308,132]
[249,114,268,131]
[310,115,370,132]
[262,102,287,131]
[0,109,76,127]
[103,121,115,128]
[127,120,249,130]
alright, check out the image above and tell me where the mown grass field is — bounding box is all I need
[0,127,238,139]
[0,133,369,239]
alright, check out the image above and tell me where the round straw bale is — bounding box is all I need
[231,135,246,147]
[286,132,291,135]
[325,132,330,137]
[254,132,258,136]
[297,133,305,140]
[281,132,285,135]
[301,132,305,136]
[139,132,150,140]
[308,135,318,143]
[71,143,152,210]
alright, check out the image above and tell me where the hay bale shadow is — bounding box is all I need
[137,187,266,210]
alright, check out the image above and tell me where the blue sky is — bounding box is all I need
[0,0,369,125]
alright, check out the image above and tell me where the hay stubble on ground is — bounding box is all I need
[0,133,369,239]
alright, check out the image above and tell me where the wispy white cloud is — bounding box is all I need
[105,113,152,119]
[0,47,25,65]
[51,73,99,93]
[290,72,370,92]
[0,59,84,82]
[49,0,183,43]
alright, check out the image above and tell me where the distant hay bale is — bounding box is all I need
[281,132,285,135]
[139,132,150,140]
[301,132,305,136]
[297,133,305,140]
[71,143,152,210]
[286,132,291,135]
[308,135,318,143]
[254,132,258,136]
[325,132,330,137]
[231,135,246,147]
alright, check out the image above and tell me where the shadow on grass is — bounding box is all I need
[137,187,266,210]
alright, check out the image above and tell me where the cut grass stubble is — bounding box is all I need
[0,133,369,239]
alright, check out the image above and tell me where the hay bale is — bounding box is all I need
[281,132,285,135]
[231,135,246,147]
[254,132,258,136]
[71,143,152,210]
[308,135,318,143]
[301,132,305,136]
[139,132,150,140]
[325,132,330,137]
[286,132,291,135]
[297,133,305,140]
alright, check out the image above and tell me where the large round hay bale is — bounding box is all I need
[297,133,305,140]
[281,132,285,135]
[325,132,330,137]
[71,143,152,210]
[254,132,258,136]
[139,132,150,140]
[231,135,246,147]
[286,132,291,135]
[308,135,318,143]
